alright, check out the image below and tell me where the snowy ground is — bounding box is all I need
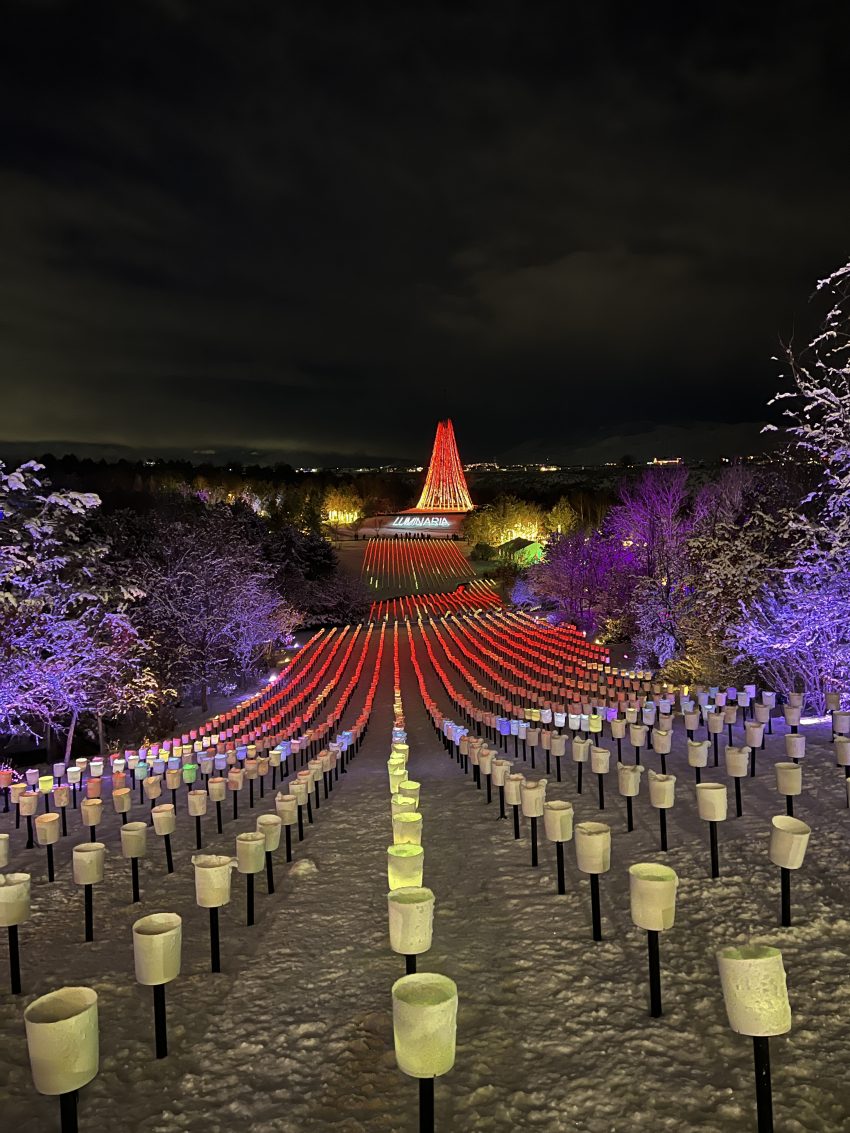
[1,628,849,1131]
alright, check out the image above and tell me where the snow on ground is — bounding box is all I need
[1,627,849,1131]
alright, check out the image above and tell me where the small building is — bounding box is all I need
[497,537,544,566]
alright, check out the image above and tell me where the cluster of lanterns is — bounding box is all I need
[1,623,392,1131]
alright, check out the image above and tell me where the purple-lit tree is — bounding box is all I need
[114,504,301,712]
[607,468,693,667]
[526,530,634,636]
[0,461,164,752]
[734,261,850,710]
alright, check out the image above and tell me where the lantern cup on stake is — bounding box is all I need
[629,863,678,1018]
[0,872,31,995]
[725,746,750,817]
[774,762,802,816]
[769,815,811,927]
[696,784,727,878]
[393,811,424,847]
[388,886,435,975]
[520,778,547,867]
[24,986,99,1133]
[256,813,282,894]
[575,822,611,941]
[617,763,643,833]
[236,832,265,927]
[717,944,791,1133]
[392,973,458,1133]
[133,913,182,1060]
[121,821,147,903]
[151,804,176,874]
[505,772,525,839]
[73,843,105,943]
[35,813,60,881]
[192,854,236,973]
[647,771,676,851]
[687,740,711,784]
[543,800,574,894]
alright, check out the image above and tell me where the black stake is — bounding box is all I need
[46,844,55,882]
[297,805,305,841]
[626,795,634,833]
[216,800,223,834]
[59,1090,78,1133]
[648,929,662,1017]
[753,1036,774,1133]
[785,795,794,817]
[709,821,720,878]
[8,924,21,994]
[285,824,292,861]
[405,953,417,974]
[164,834,174,874]
[84,884,94,942]
[419,1076,435,1133]
[210,907,221,973]
[195,816,203,850]
[659,808,668,851]
[530,816,538,867]
[597,774,605,810]
[590,873,602,941]
[556,841,566,894]
[60,806,67,837]
[577,762,583,794]
[25,814,34,849]
[735,777,743,818]
[498,785,506,819]
[131,857,140,903]
[780,867,791,927]
[512,804,520,839]
[153,983,168,1059]
[246,873,255,926]
[265,850,275,895]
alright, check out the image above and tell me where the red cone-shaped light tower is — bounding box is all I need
[414,419,473,512]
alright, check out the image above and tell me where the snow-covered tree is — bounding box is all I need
[0,461,164,752]
[734,261,850,709]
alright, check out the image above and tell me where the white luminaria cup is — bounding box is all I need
[24,986,99,1095]
[696,783,727,822]
[785,733,806,760]
[236,832,266,873]
[629,863,678,931]
[724,747,750,778]
[647,771,676,808]
[133,913,182,985]
[590,747,610,775]
[392,973,457,1077]
[769,816,811,869]
[188,790,208,817]
[543,800,574,841]
[387,886,435,955]
[72,843,105,885]
[257,813,282,852]
[0,872,31,926]
[387,844,424,890]
[774,762,802,796]
[574,822,611,874]
[192,854,237,907]
[520,778,547,818]
[717,944,791,1037]
[617,763,643,797]
[392,812,423,846]
[121,822,148,858]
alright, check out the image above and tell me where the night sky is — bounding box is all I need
[3,1,850,466]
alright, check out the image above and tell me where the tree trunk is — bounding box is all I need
[64,709,79,764]
[97,713,106,756]
[201,684,208,713]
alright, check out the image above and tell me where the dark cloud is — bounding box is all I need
[1,1,849,464]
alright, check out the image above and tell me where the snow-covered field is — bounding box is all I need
[2,629,849,1131]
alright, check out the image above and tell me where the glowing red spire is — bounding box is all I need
[415,419,473,512]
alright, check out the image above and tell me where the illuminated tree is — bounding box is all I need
[734,261,850,709]
[323,484,364,528]
[416,419,473,511]
[464,495,544,547]
[544,496,580,536]
[0,461,164,753]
